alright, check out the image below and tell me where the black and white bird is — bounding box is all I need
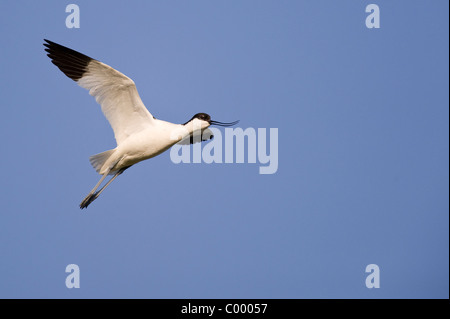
[43,39,238,209]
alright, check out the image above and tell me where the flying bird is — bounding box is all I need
[43,39,238,209]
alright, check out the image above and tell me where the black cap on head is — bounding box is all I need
[193,113,211,122]
[184,113,239,127]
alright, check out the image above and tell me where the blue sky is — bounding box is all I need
[0,1,448,298]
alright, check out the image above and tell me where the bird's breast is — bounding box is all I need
[114,124,185,168]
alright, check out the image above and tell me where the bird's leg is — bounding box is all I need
[79,167,129,209]
[90,167,128,200]
[79,172,109,208]
[80,169,111,209]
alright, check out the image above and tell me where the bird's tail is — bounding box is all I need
[89,149,115,174]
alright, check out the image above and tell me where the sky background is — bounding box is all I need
[0,1,448,299]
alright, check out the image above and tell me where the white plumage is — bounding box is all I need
[77,60,155,145]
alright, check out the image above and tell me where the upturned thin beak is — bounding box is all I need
[210,120,240,127]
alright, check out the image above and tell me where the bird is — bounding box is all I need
[43,39,238,209]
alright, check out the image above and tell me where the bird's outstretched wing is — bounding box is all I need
[44,39,154,145]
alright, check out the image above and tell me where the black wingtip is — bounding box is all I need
[43,39,93,81]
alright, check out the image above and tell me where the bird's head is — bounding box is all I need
[176,113,240,144]
[185,113,239,129]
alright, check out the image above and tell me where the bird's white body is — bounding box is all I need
[96,119,207,175]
